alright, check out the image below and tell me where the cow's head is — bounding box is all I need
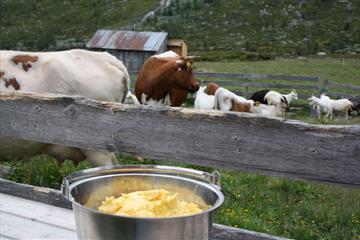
[171,57,199,93]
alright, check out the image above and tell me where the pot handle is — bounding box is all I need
[60,165,222,198]
[61,179,70,200]
[203,170,221,189]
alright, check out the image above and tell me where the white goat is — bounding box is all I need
[282,89,298,105]
[264,90,289,108]
[194,86,215,110]
[253,103,283,117]
[308,95,353,119]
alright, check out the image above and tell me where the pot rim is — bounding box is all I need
[62,165,224,221]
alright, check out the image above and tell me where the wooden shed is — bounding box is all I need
[166,38,188,57]
[86,30,168,72]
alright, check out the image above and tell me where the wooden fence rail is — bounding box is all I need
[325,80,360,91]
[193,72,320,82]
[0,92,359,187]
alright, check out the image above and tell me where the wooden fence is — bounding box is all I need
[323,80,360,98]
[0,92,359,239]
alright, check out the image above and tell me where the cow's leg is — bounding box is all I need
[80,149,118,166]
[40,145,86,165]
[170,88,189,106]
[345,108,349,119]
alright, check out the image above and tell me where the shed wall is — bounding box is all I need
[104,49,155,72]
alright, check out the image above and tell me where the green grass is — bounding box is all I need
[6,154,360,239]
[196,57,360,85]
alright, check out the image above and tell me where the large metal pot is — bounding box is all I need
[62,165,224,240]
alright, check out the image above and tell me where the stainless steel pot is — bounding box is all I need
[61,165,224,240]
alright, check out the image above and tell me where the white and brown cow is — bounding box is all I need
[0,49,130,167]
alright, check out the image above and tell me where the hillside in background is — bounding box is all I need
[1,0,360,59]
[0,0,159,51]
[136,0,360,58]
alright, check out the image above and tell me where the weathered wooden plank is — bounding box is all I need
[0,211,76,239]
[211,224,287,240]
[0,180,287,240]
[0,178,71,209]
[0,234,19,240]
[0,92,359,186]
[0,193,75,230]
[200,80,317,90]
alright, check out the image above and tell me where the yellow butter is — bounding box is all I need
[98,189,207,218]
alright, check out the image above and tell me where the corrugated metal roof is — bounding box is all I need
[86,30,168,52]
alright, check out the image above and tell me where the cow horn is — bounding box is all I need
[185,56,199,60]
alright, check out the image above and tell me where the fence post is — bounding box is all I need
[322,79,329,94]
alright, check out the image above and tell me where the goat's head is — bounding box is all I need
[291,89,298,100]
[197,85,207,95]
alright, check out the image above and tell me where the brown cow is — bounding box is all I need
[207,82,220,95]
[135,51,199,106]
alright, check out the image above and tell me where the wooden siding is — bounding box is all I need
[105,49,154,72]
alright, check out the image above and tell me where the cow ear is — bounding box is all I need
[186,61,192,69]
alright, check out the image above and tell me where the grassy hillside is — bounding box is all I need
[1,0,360,58]
[0,0,159,50]
[137,0,360,57]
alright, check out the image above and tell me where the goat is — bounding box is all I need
[282,89,298,105]
[308,95,353,119]
[214,88,254,112]
[207,82,221,95]
[349,94,360,116]
[194,86,215,110]
[252,102,283,117]
[249,89,289,108]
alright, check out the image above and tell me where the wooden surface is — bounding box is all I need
[0,180,288,240]
[0,178,71,209]
[0,92,359,187]
[0,193,77,240]
[0,193,76,240]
